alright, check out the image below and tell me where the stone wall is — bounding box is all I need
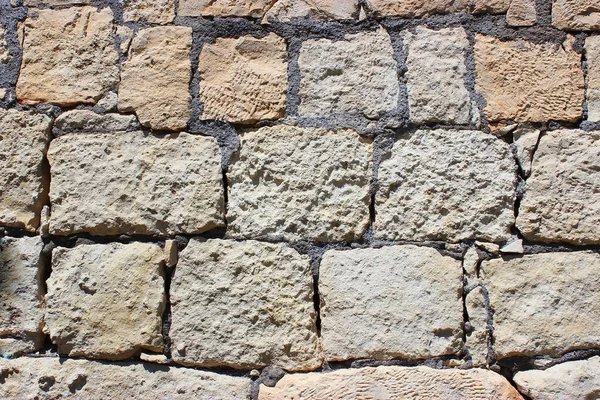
[1,0,599,399]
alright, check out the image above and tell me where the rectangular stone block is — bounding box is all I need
[123,0,175,24]
[319,245,463,362]
[45,242,166,360]
[47,132,224,237]
[170,238,323,371]
[227,125,373,242]
[553,0,600,31]
[264,0,359,22]
[367,0,510,17]
[474,35,584,122]
[465,286,490,367]
[375,129,516,243]
[516,130,600,245]
[178,0,271,17]
[0,109,51,232]
[585,36,600,121]
[481,251,600,358]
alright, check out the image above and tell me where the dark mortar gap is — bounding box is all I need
[328,353,466,370]
[161,264,176,359]
[498,348,600,372]
[312,274,321,336]
[464,29,489,131]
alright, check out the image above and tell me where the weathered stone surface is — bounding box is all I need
[48,132,224,236]
[516,130,600,245]
[53,110,140,135]
[23,0,92,5]
[319,245,463,361]
[514,356,600,400]
[403,26,476,125]
[367,0,510,17]
[0,27,10,64]
[474,35,584,122]
[17,7,119,106]
[259,366,524,399]
[513,128,540,177]
[96,91,118,112]
[46,243,165,360]
[298,29,400,119]
[264,0,359,22]
[553,0,600,31]
[123,0,175,24]
[481,251,600,358]
[507,0,537,27]
[585,36,600,121]
[199,34,287,124]
[170,239,322,371]
[500,239,524,254]
[0,357,250,399]
[227,126,372,242]
[178,0,270,17]
[0,236,45,357]
[119,26,192,131]
[0,109,51,232]
[375,129,516,243]
[116,25,134,54]
[466,287,490,367]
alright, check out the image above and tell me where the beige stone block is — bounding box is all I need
[178,0,270,17]
[123,0,175,24]
[465,287,490,367]
[366,0,510,17]
[585,35,600,121]
[506,0,537,27]
[553,0,600,31]
[53,110,139,135]
[264,0,359,22]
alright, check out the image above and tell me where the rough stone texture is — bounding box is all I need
[513,128,540,177]
[119,26,192,131]
[466,287,490,367]
[259,366,524,399]
[403,26,475,125]
[264,0,359,22]
[23,0,93,5]
[375,129,517,243]
[481,251,600,358]
[47,132,224,236]
[514,356,600,400]
[17,7,119,106]
[474,35,584,123]
[170,239,322,371]
[45,243,166,360]
[53,110,140,135]
[123,0,175,24]
[0,27,10,64]
[227,126,373,242]
[178,0,270,17]
[585,36,600,122]
[516,130,600,245]
[319,245,463,361]
[506,0,537,27]
[0,109,51,232]
[0,236,45,358]
[0,357,250,399]
[366,0,510,17]
[199,34,287,124]
[298,29,400,120]
[553,0,600,31]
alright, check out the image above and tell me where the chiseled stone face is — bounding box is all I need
[45,243,166,360]
[170,239,323,371]
[199,33,288,124]
[47,132,224,237]
[506,0,537,27]
[123,0,175,24]
[474,35,584,123]
[178,0,270,17]
[17,7,119,106]
[375,129,516,243]
[0,357,250,399]
[319,245,463,362]
[259,366,524,400]
[119,26,192,131]
[53,110,140,135]
[367,0,510,18]
[516,130,600,245]
[264,0,359,22]
[481,251,600,358]
[0,109,51,232]
[227,125,373,242]
[553,0,600,31]
[585,36,600,121]
[298,29,400,120]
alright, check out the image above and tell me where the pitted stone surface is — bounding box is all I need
[0,236,45,358]
[585,36,600,121]
[481,251,600,358]
[0,27,10,64]
[298,29,400,120]
[123,0,175,24]
[48,132,224,237]
[45,243,166,360]
[514,356,600,400]
[516,130,600,245]
[0,357,250,399]
[178,0,271,17]
[17,7,119,106]
[23,0,93,5]
[53,110,140,135]
[199,33,287,124]
[553,0,600,31]
[319,245,463,361]
[227,125,372,242]
[506,0,537,27]
[259,365,524,399]
[367,0,510,17]
[465,287,490,367]
[375,129,516,243]
[403,26,475,125]
[264,0,359,22]
[170,239,322,371]
[119,26,192,131]
[474,35,584,122]
[0,109,51,232]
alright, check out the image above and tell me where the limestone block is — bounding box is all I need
[465,287,490,367]
[119,26,192,131]
[507,0,537,27]
[53,110,139,135]
[17,7,119,106]
[375,129,517,243]
[227,125,373,242]
[553,0,600,31]
[481,251,600,358]
[264,0,359,22]
[199,33,287,124]
[23,0,93,5]
[298,29,400,119]
[47,132,224,236]
[178,0,271,17]
[366,0,510,17]
[170,239,323,371]
[585,36,600,121]
[516,130,600,245]
[123,0,175,24]
[512,128,540,177]
[45,243,166,360]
